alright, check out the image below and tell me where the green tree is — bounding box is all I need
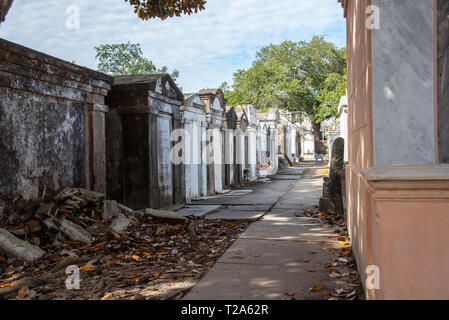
[225,36,347,140]
[126,0,206,20]
[95,42,179,82]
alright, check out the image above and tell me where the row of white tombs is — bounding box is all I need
[106,75,311,210]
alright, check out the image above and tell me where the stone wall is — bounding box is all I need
[0,38,112,223]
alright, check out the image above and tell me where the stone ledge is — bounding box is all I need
[89,104,109,113]
[362,166,449,192]
[362,166,449,181]
[0,38,113,85]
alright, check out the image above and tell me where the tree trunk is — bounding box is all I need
[312,119,321,141]
[0,0,13,24]
[312,118,325,155]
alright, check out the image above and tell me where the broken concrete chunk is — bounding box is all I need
[65,196,87,209]
[60,219,95,245]
[43,218,58,231]
[117,203,135,215]
[54,188,79,202]
[87,224,110,236]
[103,200,120,221]
[8,227,26,237]
[145,209,187,223]
[35,203,55,219]
[0,228,45,262]
[77,188,105,203]
[110,212,131,233]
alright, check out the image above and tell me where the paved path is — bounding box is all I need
[185,164,354,300]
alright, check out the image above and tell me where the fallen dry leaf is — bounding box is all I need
[0,283,12,288]
[95,241,107,248]
[80,265,97,271]
[180,273,194,278]
[230,256,245,260]
[18,285,29,299]
[131,255,140,261]
[338,241,350,246]
[310,285,324,292]
[101,293,114,300]
[64,240,81,245]
[225,222,239,227]
[339,248,352,257]
[90,289,103,294]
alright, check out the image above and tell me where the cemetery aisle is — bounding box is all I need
[185,163,360,300]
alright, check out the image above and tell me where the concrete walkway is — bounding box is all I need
[185,164,354,300]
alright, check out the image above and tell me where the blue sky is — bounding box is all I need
[0,0,346,93]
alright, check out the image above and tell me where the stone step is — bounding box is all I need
[176,205,222,218]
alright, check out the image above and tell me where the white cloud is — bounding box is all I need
[0,0,345,92]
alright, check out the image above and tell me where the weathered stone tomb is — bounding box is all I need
[181,94,207,203]
[256,108,280,175]
[198,89,227,194]
[0,39,112,223]
[106,74,185,210]
[235,105,249,183]
[241,105,258,181]
[225,106,238,187]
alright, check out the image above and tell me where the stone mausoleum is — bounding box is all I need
[339,0,449,299]
[106,74,185,210]
[0,38,113,223]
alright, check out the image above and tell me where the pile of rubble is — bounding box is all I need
[0,188,138,262]
[0,188,250,300]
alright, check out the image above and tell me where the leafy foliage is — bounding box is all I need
[95,42,179,82]
[225,36,346,131]
[126,0,206,20]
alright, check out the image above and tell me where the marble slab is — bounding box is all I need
[372,0,435,166]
